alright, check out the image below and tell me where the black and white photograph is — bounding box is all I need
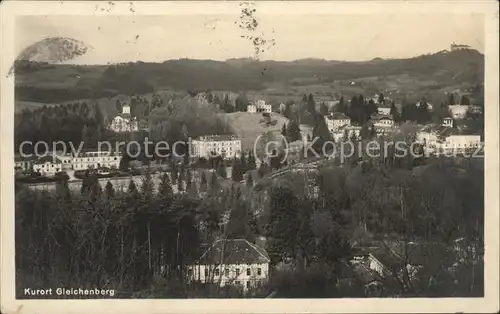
[1,1,499,313]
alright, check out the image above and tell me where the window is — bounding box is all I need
[235,268,240,276]
[214,269,220,277]
[246,281,250,288]
[225,268,229,277]
[246,268,251,276]
[257,268,262,276]
[235,281,240,285]
[188,269,193,276]
[204,269,208,277]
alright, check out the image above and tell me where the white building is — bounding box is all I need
[333,125,362,142]
[187,239,271,293]
[442,117,454,128]
[417,125,481,154]
[191,135,241,159]
[436,135,481,154]
[110,104,139,133]
[32,156,63,176]
[15,156,36,173]
[247,100,271,113]
[71,151,122,171]
[324,112,351,133]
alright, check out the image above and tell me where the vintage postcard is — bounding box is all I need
[1,0,499,313]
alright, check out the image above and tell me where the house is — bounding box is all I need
[324,112,351,133]
[442,117,454,128]
[32,155,63,176]
[247,100,271,113]
[15,155,37,173]
[377,104,391,116]
[436,134,481,154]
[333,125,362,142]
[191,135,241,159]
[109,104,139,132]
[71,150,122,171]
[187,239,271,293]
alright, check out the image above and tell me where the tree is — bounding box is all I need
[311,113,332,155]
[246,173,254,187]
[319,102,329,116]
[307,94,316,114]
[158,172,173,199]
[379,93,385,105]
[141,172,155,201]
[267,185,301,264]
[366,99,378,117]
[390,101,400,122]
[247,152,257,171]
[335,96,347,115]
[281,123,287,138]
[105,181,115,199]
[210,172,219,192]
[460,95,470,106]
[225,187,252,239]
[286,120,302,142]
[448,93,455,106]
[200,171,208,192]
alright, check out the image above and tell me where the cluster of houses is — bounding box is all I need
[322,97,482,155]
[15,150,123,177]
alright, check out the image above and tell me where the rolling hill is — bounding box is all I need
[14,49,484,105]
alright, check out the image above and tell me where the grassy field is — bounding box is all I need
[221,111,313,154]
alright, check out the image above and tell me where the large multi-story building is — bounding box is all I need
[324,112,351,133]
[71,151,122,171]
[187,239,270,293]
[191,135,241,159]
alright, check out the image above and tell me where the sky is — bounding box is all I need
[16,14,484,64]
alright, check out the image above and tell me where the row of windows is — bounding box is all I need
[197,267,263,278]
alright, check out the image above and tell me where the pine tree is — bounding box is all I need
[158,172,173,198]
[105,181,115,199]
[312,113,332,154]
[141,172,155,201]
[319,102,329,115]
[225,187,251,239]
[286,120,302,142]
[390,101,399,122]
[200,171,208,191]
[247,152,257,170]
[307,93,316,114]
[281,123,287,138]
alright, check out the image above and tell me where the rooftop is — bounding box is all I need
[326,112,350,120]
[34,155,63,164]
[195,134,239,142]
[197,238,271,265]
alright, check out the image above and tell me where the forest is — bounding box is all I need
[16,151,484,298]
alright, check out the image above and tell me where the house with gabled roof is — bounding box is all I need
[187,238,271,293]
